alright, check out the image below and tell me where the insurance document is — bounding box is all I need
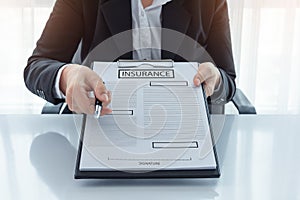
[79,61,217,172]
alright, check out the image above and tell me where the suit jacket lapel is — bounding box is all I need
[101,0,132,36]
[161,0,191,60]
[92,0,133,60]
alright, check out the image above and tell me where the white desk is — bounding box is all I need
[0,115,299,200]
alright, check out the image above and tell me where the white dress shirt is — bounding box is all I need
[54,0,172,98]
[131,0,172,60]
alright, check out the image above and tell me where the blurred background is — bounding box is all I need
[0,0,299,114]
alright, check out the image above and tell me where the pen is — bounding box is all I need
[94,81,106,118]
[94,98,102,119]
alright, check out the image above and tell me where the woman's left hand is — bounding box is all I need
[193,62,221,97]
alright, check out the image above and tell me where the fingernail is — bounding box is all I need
[101,94,108,101]
[195,79,200,86]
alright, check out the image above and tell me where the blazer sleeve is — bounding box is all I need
[205,0,236,105]
[24,0,84,104]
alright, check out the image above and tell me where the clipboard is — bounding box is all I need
[74,60,220,179]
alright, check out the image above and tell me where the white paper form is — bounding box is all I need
[79,61,217,171]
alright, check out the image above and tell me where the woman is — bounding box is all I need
[24,0,236,114]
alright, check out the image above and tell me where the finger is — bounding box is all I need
[89,78,112,116]
[101,107,112,116]
[193,71,211,87]
[87,97,96,114]
[203,83,214,97]
[79,95,95,114]
[94,80,110,103]
[100,91,112,116]
[193,73,202,87]
[193,65,211,86]
[70,87,95,114]
[87,92,112,116]
[83,68,103,88]
[102,90,112,107]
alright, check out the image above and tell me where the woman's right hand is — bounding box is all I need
[59,64,112,115]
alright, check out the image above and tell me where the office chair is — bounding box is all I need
[231,88,256,114]
[41,88,256,114]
